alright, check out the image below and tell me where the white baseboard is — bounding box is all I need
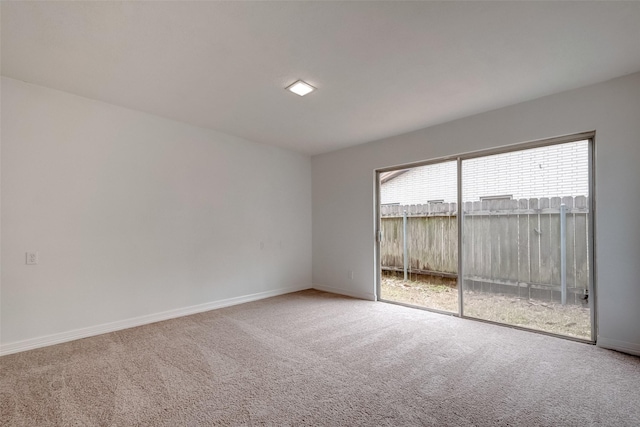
[597,336,640,357]
[313,284,376,301]
[0,285,311,356]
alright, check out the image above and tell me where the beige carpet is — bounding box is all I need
[1,290,639,426]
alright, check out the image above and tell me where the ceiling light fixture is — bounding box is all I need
[286,80,316,97]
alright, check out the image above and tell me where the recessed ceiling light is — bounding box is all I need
[286,80,316,97]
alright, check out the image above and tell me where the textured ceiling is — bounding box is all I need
[3,1,640,155]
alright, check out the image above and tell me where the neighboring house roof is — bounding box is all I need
[380,169,409,183]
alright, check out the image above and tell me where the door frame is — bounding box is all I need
[374,131,597,343]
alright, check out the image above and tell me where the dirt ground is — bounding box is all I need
[381,273,591,339]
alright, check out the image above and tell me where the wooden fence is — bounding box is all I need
[380,196,590,304]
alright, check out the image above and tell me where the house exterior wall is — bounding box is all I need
[381,140,588,205]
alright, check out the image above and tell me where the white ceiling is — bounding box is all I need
[3,1,640,156]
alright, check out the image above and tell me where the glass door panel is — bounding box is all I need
[461,141,592,339]
[379,160,458,313]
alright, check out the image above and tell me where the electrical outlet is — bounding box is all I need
[26,251,39,265]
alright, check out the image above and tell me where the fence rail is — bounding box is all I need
[381,196,589,304]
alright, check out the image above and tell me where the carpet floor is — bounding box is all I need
[1,289,639,426]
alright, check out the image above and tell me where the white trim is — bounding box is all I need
[0,285,310,356]
[597,336,640,357]
[313,284,376,301]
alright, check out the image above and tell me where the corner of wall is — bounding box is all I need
[596,336,640,357]
[312,284,376,301]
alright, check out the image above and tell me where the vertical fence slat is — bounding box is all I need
[563,197,576,303]
[529,198,541,287]
[506,199,519,282]
[517,198,530,298]
[463,202,473,279]
[489,200,501,288]
[575,196,589,292]
[574,205,588,291]
[538,198,552,299]
[549,197,562,289]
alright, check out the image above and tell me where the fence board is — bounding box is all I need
[506,199,519,281]
[538,198,551,289]
[448,215,458,273]
[575,213,589,289]
[518,199,531,298]
[575,196,589,292]
[567,214,577,301]
[380,196,590,303]
[463,213,472,275]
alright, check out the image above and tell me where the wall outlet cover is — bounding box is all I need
[26,251,39,265]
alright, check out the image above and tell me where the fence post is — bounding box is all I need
[403,210,408,281]
[560,203,567,305]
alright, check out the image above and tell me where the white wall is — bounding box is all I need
[381,140,589,205]
[381,161,458,205]
[1,77,312,352]
[312,71,640,355]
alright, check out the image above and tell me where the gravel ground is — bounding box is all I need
[381,273,591,339]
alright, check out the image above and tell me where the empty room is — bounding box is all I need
[2,2,640,426]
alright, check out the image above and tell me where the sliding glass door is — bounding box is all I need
[377,134,594,341]
[378,161,458,313]
[461,140,592,339]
